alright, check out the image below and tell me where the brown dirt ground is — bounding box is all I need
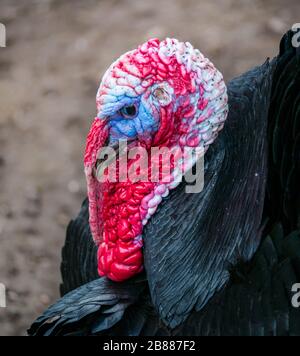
[0,0,299,336]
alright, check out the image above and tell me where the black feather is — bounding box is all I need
[60,198,98,296]
[143,60,274,328]
[28,275,147,336]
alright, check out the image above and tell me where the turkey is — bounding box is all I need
[28,30,300,336]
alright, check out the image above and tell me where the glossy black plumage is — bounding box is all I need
[143,59,272,328]
[30,274,148,336]
[28,31,300,336]
[60,198,98,296]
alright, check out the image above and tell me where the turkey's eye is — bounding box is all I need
[120,104,137,118]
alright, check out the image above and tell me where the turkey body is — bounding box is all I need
[28,31,300,336]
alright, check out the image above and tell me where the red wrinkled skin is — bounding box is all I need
[84,108,183,281]
[85,40,193,282]
[98,180,154,281]
[83,37,226,282]
[84,41,195,281]
[85,128,163,281]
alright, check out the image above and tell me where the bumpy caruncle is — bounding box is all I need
[84,38,228,281]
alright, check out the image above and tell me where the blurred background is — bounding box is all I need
[0,0,298,335]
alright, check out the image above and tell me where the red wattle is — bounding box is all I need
[97,180,154,281]
[84,38,219,282]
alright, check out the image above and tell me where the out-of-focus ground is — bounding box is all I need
[0,0,298,335]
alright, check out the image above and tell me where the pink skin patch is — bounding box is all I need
[84,38,228,282]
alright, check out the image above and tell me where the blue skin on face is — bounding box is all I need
[106,95,159,145]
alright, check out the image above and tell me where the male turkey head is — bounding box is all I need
[84,38,228,282]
